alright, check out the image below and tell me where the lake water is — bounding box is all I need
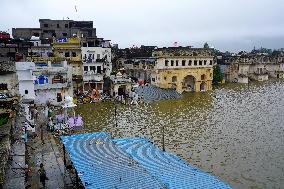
[75,80,284,189]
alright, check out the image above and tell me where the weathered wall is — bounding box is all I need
[0,73,17,95]
[154,67,213,93]
[153,49,214,93]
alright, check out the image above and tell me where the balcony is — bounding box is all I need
[27,56,51,62]
[34,82,71,90]
[253,71,268,75]
[34,67,68,74]
[82,58,105,64]
[83,71,104,81]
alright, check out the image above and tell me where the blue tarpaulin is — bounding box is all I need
[61,133,232,189]
[56,38,68,43]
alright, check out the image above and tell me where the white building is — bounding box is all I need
[15,62,35,101]
[81,42,112,93]
[33,60,73,105]
[110,72,133,97]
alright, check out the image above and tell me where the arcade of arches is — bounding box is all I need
[155,68,212,93]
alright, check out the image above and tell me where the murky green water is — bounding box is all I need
[75,80,284,189]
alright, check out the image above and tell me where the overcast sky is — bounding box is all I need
[1,0,284,52]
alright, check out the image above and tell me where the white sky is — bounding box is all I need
[1,0,284,52]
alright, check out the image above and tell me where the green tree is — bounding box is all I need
[213,64,223,85]
[203,42,210,49]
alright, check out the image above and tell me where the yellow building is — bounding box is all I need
[151,47,214,93]
[53,37,83,93]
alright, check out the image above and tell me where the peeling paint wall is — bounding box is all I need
[152,48,214,93]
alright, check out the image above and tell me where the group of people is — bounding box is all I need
[115,90,144,105]
[115,94,144,105]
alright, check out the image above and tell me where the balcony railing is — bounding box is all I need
[83,74,104,82]
[253,71,268,75]
[83,71,104,76]
[34,82,71,90]
[34,67,68,74]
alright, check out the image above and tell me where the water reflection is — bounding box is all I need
[75,80,284,189]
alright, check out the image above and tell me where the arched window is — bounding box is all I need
[172,76,177,82]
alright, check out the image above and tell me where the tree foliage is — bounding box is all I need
[213,64,223,85]
[251,47,273,55]
[203,42,210,49]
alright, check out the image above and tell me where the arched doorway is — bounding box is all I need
[200,82,206,92]
[183,75,195,91]
[118,85,126,96]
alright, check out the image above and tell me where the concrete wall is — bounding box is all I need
[18,80,35,100]
[15,62,35,71]
[239,64,249,75]
[12,28,42,39]
[238,77,249,84]
[126,69,152,82]
[70,62,83,76]
[13,19,96,39]
[35,87,72,105]
[266,64,279,78]
[16,62,35,100]
[16,69,34,81]
[0,73,17,95]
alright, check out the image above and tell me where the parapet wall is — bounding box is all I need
[153,48,214,57]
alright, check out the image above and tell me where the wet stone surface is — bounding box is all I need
[76,80,284,189]
[2,113,25,189]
